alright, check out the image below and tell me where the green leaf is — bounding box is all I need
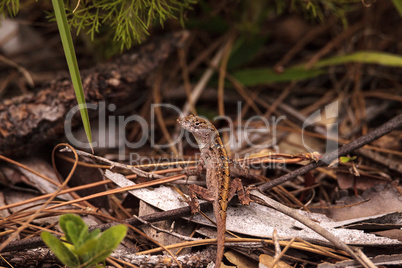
[89,228,101,239]
[41,232,80,267]
[391,0,402,17]
[312,51,402,68]
[73,235,100,264]
[59,214,89,246]
[98,225,127,251]
[85,225,127,266]
[340,156,350,163]
[51,0,93,152]
[232,66,325,86]
[340,156,356,163]
[73,225,126,266]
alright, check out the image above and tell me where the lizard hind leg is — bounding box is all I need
[228,178,252,206]
[188,184,215,214]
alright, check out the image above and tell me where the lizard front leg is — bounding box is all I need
[228,178,252,206]
[187,184,215,214]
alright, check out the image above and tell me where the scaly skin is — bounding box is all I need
[178,114,230,268]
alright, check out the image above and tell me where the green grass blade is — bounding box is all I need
[232,51,402,86]
[312,51,402,68]
[52,0,93,152]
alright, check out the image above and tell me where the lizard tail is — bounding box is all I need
[216,225,225,268]
[214,201,226,268]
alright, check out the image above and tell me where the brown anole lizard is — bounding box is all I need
[178,114,251,267]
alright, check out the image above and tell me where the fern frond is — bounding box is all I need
[58,0,195,50]
[0,0,20,17]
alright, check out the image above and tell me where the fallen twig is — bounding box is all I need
[259,114,402,192]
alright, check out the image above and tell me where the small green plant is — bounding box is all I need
[340,155,357,163]
[41,214,127,268]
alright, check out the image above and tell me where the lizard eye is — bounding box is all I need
[195,122,200,126]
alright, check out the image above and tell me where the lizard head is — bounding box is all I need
[177,114,219,148]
